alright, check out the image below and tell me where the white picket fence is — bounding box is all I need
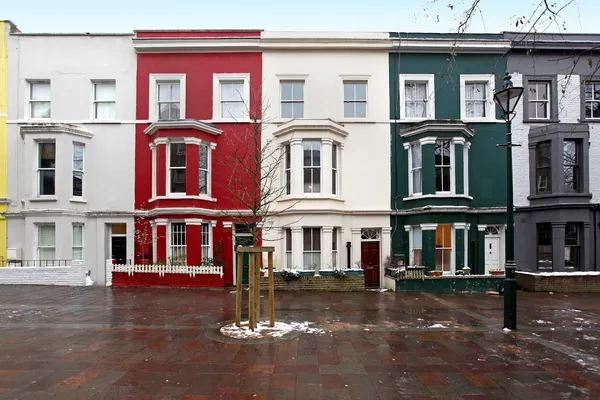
[105,260,223,287]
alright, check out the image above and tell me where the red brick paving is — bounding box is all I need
[0,287,598,399]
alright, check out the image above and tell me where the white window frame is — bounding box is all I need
[408,143,422,196]
[332,227,339,269]
[285,228,292,269]
[201,222,212,262]
[149,74,186,121]
[37,141,56,197]
[91,80,116,121]
[342,81,368,119]
[435,139,454,194]
[27,81,51,120]
[460,74,495,122]
[212,73,250,122]
[406,226,423,266]
[36,223,56,261]
[280,80,305,119]
[72,142,85,199]
[303,140,322,194]
[527,81,551,120]
[199,144,211,196]
[332,143,339,196]
[168,222,187,265]
[302,227,321,270]
[167,140,187,196]
[72,223,84,261]
[399,74,435,120]
[284,144,291,195]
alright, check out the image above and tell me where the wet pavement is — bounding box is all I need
[0,286,599,399]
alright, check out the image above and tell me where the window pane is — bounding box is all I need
[303,228,311,250]
[536,102,548,118]
[72,248,83,260]
[293,102,304,118]
[344,102,354,118]
[536,83,548,100]
[565,223,578,246]
[312,168,321,192]
[199,171,208,194]
[281,103,294,118]
[293,83,304,100]
[411,145,421,168]
[332,170,337,194]
[303,142,312,166]
[199,145,208,169]
[158,83,179,101]
[39,225,55,246]
[435,225,451,247]
[94,82,115,101]
[527,102,539,119]
[354,102,366,118]
[442,167,451,191]
[171,170,186,193]
[170,143,186,167]
[412,227,422,248]
[221,101,244,119]
[281,83,294,101]
[40,171,55,195]
[31,102,51,118]
[95,102,116,120]
[405,84,415,101]
[159,103,180,120]
[39,248,56,260]
[355,83,367,100]
[332,145,337,168]
[584,84,593,100]
[312,143,321,166]
[344,83,354,101]
[436,249,452,271]
[221,82,244,102]
[39,143,55,168]
[285,229,292,251]
[73,144,84,170]
[31,83,50,101]
[73,225,83,246]
[413,169,422,193]
[312,228,321,251]
[73,171,83,197]
[536,142,551,167]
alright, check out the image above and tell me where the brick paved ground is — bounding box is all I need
[0,287,598,399]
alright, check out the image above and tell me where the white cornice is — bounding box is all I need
[144,119,222,136]
[4,209,136,218]
[145,207,254,217]
[133,37,261,54]
[20,123,93,140]
[394,39,511,53]
[400,121,476,139]
[272,119,349,140]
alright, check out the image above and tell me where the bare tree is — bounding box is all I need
[219,88,301,246]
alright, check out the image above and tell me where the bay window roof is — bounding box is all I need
[144,118,222,137]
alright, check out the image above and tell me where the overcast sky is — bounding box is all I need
[2,0,595,34]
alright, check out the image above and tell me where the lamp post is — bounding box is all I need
[493,72,524,331]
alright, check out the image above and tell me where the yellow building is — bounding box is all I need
[0,21,17,266]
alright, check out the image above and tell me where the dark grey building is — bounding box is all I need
[506,32,600,273]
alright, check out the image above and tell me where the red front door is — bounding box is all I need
[361,242,380,288]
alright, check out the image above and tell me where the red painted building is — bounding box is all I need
[133,30,262,286]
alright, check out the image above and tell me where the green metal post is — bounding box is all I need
[504,118,517,330]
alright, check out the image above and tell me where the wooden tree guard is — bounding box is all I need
[235,246,276,331]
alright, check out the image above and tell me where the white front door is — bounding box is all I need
[484,236,501,273]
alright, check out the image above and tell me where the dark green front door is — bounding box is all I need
[235,235,253,284]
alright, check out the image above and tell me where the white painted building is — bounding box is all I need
[4,33,136,285]
[260,31,392,288]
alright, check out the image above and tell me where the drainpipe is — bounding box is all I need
[346,241,352,269]
[594,204,599,271]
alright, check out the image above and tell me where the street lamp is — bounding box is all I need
[493,72,524,331]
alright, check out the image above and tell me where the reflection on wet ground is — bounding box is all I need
[0,287,598,399]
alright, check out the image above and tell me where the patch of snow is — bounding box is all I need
[85,276,94,286]
[366,288,389,292]
[220,321,325,340]
[574,318,585,321]
[583,335,597,341]
[551,328,556,331]
[534,320,551,324]
[569,309,583,313]
[428,323,448,329]
[503,328,512,333]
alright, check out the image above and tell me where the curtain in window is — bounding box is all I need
[72,225,83,260]
[38,225,56,260]
[405,83,426,118]
[412,227,423,265]
[31,83,51,118]
[221,82,245,119]
[95,83,116,120]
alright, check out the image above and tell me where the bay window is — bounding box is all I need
[169,222,186,265]
[169,142,186,194]
[303,227,321,270]
[38,142,56,196]
[435,140,451,193]
[303,140,321,193]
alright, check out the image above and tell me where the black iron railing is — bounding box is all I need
[1,259,72,267]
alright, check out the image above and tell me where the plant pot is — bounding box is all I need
[489,270,505,276]
[428,270,443,277]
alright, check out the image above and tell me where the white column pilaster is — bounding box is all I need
[321,138,333,196]
[322,226,333,271]
[351,228,362,269]
[290,138,303,195]
[381,227,392,273]
[291,226,303,270]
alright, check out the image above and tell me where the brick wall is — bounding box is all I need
[111,272,224,288]
[517,272,600,292]
[260,275,365,291]
[0,266,87,286]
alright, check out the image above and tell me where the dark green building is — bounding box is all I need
[389,33,511,275]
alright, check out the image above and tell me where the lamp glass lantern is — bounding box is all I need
[494,82,524,116]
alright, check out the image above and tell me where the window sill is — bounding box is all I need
[579,117,600,123]
[523,118,560,124]
[212,118,252,124]
[338,118,374,123]
[461,118,505,123]
[528,193,592,201]
[403,194,473,201]
[29,196,58,202]
[70,197,88,204]
[279,195,345,202]
[397,118,431,123]
[81,120,121,124]
[149,195,217,202]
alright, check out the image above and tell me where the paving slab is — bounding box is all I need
[0,286,598,399]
